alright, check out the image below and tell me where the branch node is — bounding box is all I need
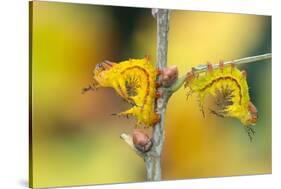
[120,132,153,157]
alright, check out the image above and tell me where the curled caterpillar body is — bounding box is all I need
[92,56,160,127]
[185,62,258,127]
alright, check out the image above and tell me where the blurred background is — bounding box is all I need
[30,1,271,188]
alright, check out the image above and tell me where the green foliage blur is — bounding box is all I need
[30,1,271,188]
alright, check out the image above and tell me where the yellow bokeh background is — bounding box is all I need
[30,1,271,188]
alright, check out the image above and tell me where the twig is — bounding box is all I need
[119,9,170,181]
[142,9,170,181]
[194,53,272,73]
[169,53,272,93]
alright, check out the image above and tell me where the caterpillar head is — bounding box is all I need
[93,60,117,86]
[243,101,258,126]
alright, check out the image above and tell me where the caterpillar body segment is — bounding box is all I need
[185,62,258,127]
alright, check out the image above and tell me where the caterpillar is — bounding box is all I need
[185,61,258,137]
[86,56,160,127]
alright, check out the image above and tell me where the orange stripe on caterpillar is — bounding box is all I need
[185,61,258,127]
[198,76,242,105]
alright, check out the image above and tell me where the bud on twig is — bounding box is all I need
[161,65,178,87]
[132,129,153,153]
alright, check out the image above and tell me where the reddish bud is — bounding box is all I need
[132,129,153,153]
[161,65,178,87]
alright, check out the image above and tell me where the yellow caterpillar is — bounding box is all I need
[86,56,160,127]
[185,62,258,129]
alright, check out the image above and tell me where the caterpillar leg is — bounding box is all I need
[197,98,205,118]
[201,107,205,118]
[186,89,193,100]
[113,80,136,105]
[115,107,137,117]
[117,108,134,117]
[81,85,95,94]
[245,126,255,142]
[112,107,136,119]
[209,108,226,118]
[82,79,100,94]
[120,98,138,109]
[196,95,206,118]
[115,82,129,99]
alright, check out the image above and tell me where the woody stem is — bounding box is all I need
[143,9,170,181]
